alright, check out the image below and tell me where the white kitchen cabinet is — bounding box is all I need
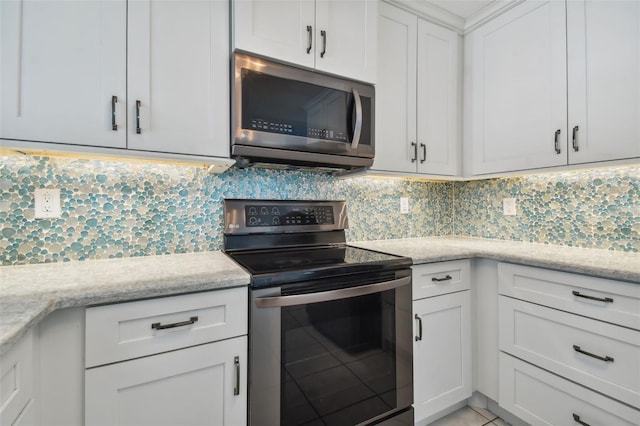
[373,3,458,176]
[497,262,640,421]
[1,0,229,160]
[232,0,377,83]
[0,0,127,148]
[466,0,640,176]
[0,330,35,426]
[412,261,472,423]
[85,287,248,426]
[567,0,640,164]
[85,336,247,426]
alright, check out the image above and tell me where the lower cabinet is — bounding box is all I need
[412,261,472,423]
[0,330,35,426]
[85,336,247,426]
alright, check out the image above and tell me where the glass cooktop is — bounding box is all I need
[227,245,412,288]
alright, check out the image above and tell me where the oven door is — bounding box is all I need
[249,271,413,426]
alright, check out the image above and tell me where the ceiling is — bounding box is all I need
[424,0,497,19]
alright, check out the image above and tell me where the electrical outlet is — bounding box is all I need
[35,188,62,219]
[400,197,410,214]
[503,198,516,216]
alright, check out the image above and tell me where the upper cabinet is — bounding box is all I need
[232,0,377,83]
[372,2,459,176]
[1,0,230,161]
[465,0,640,176]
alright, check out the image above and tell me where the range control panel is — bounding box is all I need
[245,205,334,227]
[224,199,348,234]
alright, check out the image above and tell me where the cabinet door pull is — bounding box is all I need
[151,316,198,330]
[320,30,327,58]
[572,290,613,303]
[411,142,417,163]
[432,275,452,282]
[420,143,426,163]
[306,26,312,54]
[111,96,118,131]
[554,129,561,154]
[233,356,240,396]
[573,345,614,363]
[573,413,591,426]
[135,100,142,134]
[414,314,422,341]
[572,125,579,151]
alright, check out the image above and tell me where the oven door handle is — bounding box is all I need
[254,275,411,308]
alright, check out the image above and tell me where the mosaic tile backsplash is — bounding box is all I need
[1,154,638,265]
[0,154,453,265]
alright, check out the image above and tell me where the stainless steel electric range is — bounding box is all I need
[223,199,414,426]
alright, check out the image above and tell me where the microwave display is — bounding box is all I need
[241,68,371,145]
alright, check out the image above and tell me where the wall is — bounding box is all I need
[0,154,453,265]
[1,154,638,266]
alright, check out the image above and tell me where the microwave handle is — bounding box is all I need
[351,88,363,149]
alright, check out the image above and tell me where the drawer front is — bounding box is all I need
[499,353,640,426]
[500,296,640,408]
[86,287,248,367]
[412,259,471,300]
[0,331,33,426]
[498,262,640,329]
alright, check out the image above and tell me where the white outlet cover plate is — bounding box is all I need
[35,188,62,219]
[400,197,409,214]
[503,198,516,216]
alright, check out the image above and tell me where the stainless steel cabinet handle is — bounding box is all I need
[415,314,422,342]
[350,88,362,149]
[255,276,411,308]
[572,290,613,303]
[151,316,198,330]
[572,125,579,152]
[135,100,142,134]
[554,129,561,154]
[306,26,312,54]
[320,30,327,58]
[432,275,452,282]
[233,356,240,396]
[111,96,118,131]
[573,414,591,426]
[411,142,417,163]
[573,345,614,363]
[420,143,426,163]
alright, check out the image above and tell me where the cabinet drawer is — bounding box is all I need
[86,287,248,367]
[412,259,470,299]
[500,296,640,408]
[0,331,33,426]
[499,353,640,426]
[498,262,640,329]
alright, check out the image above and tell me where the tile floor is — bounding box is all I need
[430,406,509,426]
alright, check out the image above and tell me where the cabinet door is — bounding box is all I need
[127,0,229,157]
[372,3,417,173]
[232,0,315,69]
[0,0,126,148]
[469,0,567,175]
[315,0,377,83]
[567,0,640,164]
[416,19,458,176]
[85,336,247,426]
[413,291,472,423]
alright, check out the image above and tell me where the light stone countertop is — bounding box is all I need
[1,238,639,356]
[0,251,250,356]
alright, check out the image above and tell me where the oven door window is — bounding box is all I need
[281,289,399,425]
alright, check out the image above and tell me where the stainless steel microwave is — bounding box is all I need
[232,52,375,170]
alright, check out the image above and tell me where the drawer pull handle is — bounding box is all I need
[151,316,198,330]
[233,356,240,396]
[573,414,591,426]
[415,314,422,342]
[573,345,614,363]
[432,275,452,282]
[572,291,613,303]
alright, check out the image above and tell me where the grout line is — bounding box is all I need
[469,406,499,422]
